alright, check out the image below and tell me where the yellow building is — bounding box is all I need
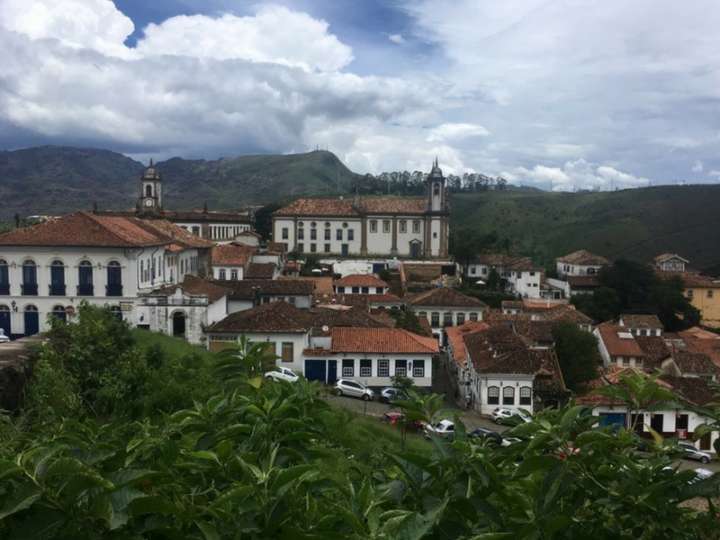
[683,273,720,329]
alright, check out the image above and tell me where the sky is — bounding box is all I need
[1,0,720,191]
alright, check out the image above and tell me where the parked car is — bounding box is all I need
[0,329,9,343]
[380,387,408,403]
[678,442,711,464]
[382,411,423,431]
[492,407,531,425]
[692,468,715,482]
[501,437,523,447]
[335,379,374,401]
[264,366,300,383]
[424,419,455,439]
[469,427,503,445]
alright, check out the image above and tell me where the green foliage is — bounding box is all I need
[389,309,429,336]
[552,323,601,392]
[459,286,515,308]
[253,202,282,239]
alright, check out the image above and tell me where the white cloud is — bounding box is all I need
[504,159,649,191]
[388,33,405,44]
[692,160,704,173]
[136,6,353,72]
[426,122,490,142]
[709,170,720,178]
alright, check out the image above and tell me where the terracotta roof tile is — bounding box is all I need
[446,321,489,368]
[596,322,645,358]
[329,327,439,354]
[208,301,311,333]
[635,336,671,367]
[557,250,609,266]
[406,287,487,308]
[273,196,430,217]
[215,279,314,300]
[211,245,256,266]
[334,274,388,288]
[619,314,663,330]
[246,263,276,279]
[567,275,601,288]
[673,351,719,375]
[149,275,231,304]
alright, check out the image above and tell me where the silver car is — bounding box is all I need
[334,379,374,401]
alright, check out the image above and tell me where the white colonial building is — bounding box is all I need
[556,250,609,277]
[0,212,212,337]
[272,160,450,259]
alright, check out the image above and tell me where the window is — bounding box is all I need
[418,311,427,320]
[281,342,294,362]
[709,290,714,299]
[433,183,440,196]
[324,244,331,253]
[310,221,317,228]
[298,228,304,240]
[78,261,94,296]
[219,269,227,280]
[50,260,66,296]
[282,227,289,240]
[413,359,425,377]
[469,312,478,322]
[342,359,354,377]
[107,261,122,296]
[412,220,420,233]
[288,296,296,305]
[443,312,453,327]
[310,229,317,241]
[369,220,377,233]
[395,360,407,377]
[325,222,331,228]
[361,287,369,294]
[377,359,390,377]
[687,289,694,299]
[310,243,317,253]
[360,359,372,377]
[231,270,238,280]
[456,313,465,325]
[383,220,391,233]
[502,386,515,405]
[352,287,360,294]
[0,260,8,295]
[487,386,499,405]
[52,304,67,322]
[431,312,440,327]
[399,220,407,233]
[347,229,354,241]
[519,386,532,405]
[336,229,342,241]
[324,229,331,241]
[298,243,304,253]
[22,260,37,296]
[676,414,689,431]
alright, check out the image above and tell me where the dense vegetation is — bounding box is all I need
[2,304,720,538]
[572,259,700,330]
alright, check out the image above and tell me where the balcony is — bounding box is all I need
[106,284,123,297]
[77,284,94,296]
[49,284,66,296]
[0,283,8,295]
[21,283,38,296]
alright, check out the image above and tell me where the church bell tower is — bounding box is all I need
[427,157,446,212]
[137,159,162,215]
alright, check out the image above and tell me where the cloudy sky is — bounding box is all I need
[1,0,720,191]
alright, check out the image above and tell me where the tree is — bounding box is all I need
[389,309,429,336]
[552,322,601,392]
[253,203,282,240]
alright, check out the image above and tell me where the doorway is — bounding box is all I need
[172,311,186,338]
[24,306,39,336]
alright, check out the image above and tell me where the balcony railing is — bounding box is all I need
[77,284,94,296]
[106,284,123,297]
[49,284,66,296]
[21,283,38,296]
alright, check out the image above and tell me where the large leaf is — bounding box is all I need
[0,485,42,520]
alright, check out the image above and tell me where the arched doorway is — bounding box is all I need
[52,305,67,322]
[409,239,422,259]
[24,305,39,336]
[172,311,186,338]
[0,305,10,338]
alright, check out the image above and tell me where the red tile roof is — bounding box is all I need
[216,279,315,300]
[207,301,311,333]
[567,275,601,289]
[619,314,663,330]
[334,274,388,288]
[596,323,645,358]
[0,212,213,249]
[673,351,719,375]
[211,244,256,266]
[329,327,439,354]
[273,196,429,217]
[446,321,489,368]
[682,337,720,368]
[406,287,487,308]
[246,263,276,279]
[149,275,231,304]
[635,336,671,367]
[557,250,609,266]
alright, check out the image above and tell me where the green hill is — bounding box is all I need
[0,146,358,218]
[450,186,720,272]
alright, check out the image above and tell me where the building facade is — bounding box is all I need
[272,160,450,259]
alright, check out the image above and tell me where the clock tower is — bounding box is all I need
[137,159,162,215]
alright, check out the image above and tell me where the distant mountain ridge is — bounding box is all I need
[0,146,359,218]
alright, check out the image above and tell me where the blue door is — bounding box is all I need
[327,360,337,384]
[0,308,10,338]
[24,309,39,336]
[304,360,327,383]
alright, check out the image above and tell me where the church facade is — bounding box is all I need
[272,161,450,259]
[133,161,253,242]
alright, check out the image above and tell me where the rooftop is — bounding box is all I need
[273,196,430,217]
[334,274,389,288]
[328,327,439,354]
[595,322,645,358]
[215,279,315,300]
[619,314,663,330]
[207,301,311,334]
[446,321,490,368]
[211,244,256,266]
[148,275,230,304]
[245,263,276,280]
[557,250,610,266]
[406,287,487,308]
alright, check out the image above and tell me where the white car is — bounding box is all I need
[0,329,9,343]
[678,442,712,464]
[492,407,531,425]
[335,379,374,401]
[424,419,455,439]
[264,366,300,383]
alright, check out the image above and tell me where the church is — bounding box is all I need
[130,161,253,242]
[272,160,450,259]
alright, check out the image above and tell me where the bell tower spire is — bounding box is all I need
[137,159,163,215]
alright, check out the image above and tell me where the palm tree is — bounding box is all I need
[213,336,278,387]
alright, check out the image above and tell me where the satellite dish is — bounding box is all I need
[322,325,330,332]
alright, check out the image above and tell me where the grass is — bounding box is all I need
[132,328,214,361]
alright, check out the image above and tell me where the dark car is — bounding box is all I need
[380,387,408,403]
[469,427,503,444]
